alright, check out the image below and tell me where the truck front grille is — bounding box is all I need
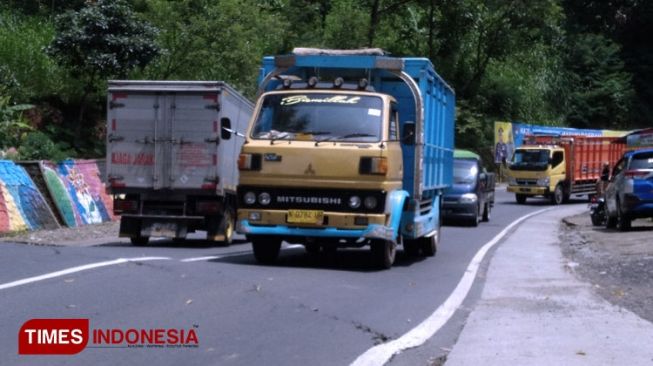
[238,187,386,213]
[516,179,538,186]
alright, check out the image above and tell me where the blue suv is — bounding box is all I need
[605,148,653,230]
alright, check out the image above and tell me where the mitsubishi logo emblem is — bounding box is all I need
[304,163,316,175]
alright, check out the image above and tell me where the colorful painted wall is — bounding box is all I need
[40,160,114,228]
[0,161,59,232]
[0,159,114,234]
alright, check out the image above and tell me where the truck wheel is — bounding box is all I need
[251,236,282,264]
[206,208,235,245]
[403,240,420,256]
[563,192,571,203]
[516,194,527,204]
[130,236,149,246]
[550,184,564,205]
[420,235,437,257]
[616,201,631,231]
[219,209,235,245]
[371,239,396,269]
[482,202,491,222]
[421,211,441,257]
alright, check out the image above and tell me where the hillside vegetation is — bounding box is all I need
[1,0,650,161]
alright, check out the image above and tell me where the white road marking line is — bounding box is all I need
[179,245,305,263]
[350,208,553,366]
[0,257,170,291]
[180,256,223,262]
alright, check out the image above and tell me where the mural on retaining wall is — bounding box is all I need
[40,160,114,228]
[0,160,59,232]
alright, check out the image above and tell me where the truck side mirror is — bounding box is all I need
[402,122,415,145]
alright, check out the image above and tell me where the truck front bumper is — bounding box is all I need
[236,209,394,241]
[507,185,550,195]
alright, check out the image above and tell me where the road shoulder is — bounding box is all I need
[445,205,653,365]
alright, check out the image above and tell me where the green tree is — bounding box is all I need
[0,95,33,150]
[564,33,633,129]
[46,0,160,143]
[0,9,63,102]
[142,0,283,97]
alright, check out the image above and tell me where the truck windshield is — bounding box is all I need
[453,159,478,185]
[251,93,383,142]
[510,149,550,171]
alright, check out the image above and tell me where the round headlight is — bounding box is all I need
[364,196,377,209]
[258,192,271,205]
[349,196,361,209]
[244,192,256,205]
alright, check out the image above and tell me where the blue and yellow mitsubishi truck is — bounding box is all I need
[236,48,454,269]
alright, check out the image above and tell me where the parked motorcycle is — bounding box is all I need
[589,195,606,226]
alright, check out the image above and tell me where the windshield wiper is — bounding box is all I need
[270,132,291,145]
[296,130,331,136]
[338,133,377,139]
[315,132,379,146]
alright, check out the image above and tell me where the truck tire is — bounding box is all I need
[550,184,564,205]
[482,202,491,222]
[130,236,149,246]
[516,194,527,204]
[420,235,437,257]
[219,209,235,245]
[422,211,441,257]
[252,236,282,264]
[403,240,420,256]
[371,239,396,269]
[206,208,235,245]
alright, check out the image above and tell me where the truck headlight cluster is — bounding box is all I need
[244,192,256,205]
[244,191,272,205]
[364,196,377,209]
[349,195,378,209]
[349,196,361,209]
[536,177,550,186]
[258,192,271,205]
[508,176,517,185]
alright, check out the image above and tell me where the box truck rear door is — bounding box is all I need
[167,93,220,190]
[107,93,160,189]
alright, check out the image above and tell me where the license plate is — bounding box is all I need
[151,222,177,237]
[520,188,530,192]
[287,210,324,224]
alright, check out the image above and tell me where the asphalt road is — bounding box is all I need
[0,189,568,365]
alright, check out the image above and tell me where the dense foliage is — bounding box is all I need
[0,0,650,162]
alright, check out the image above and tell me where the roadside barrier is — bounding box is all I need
[0,159,114,234]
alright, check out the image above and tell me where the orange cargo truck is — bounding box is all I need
[507,134,625,204]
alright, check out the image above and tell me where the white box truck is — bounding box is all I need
[106,81,252,245]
